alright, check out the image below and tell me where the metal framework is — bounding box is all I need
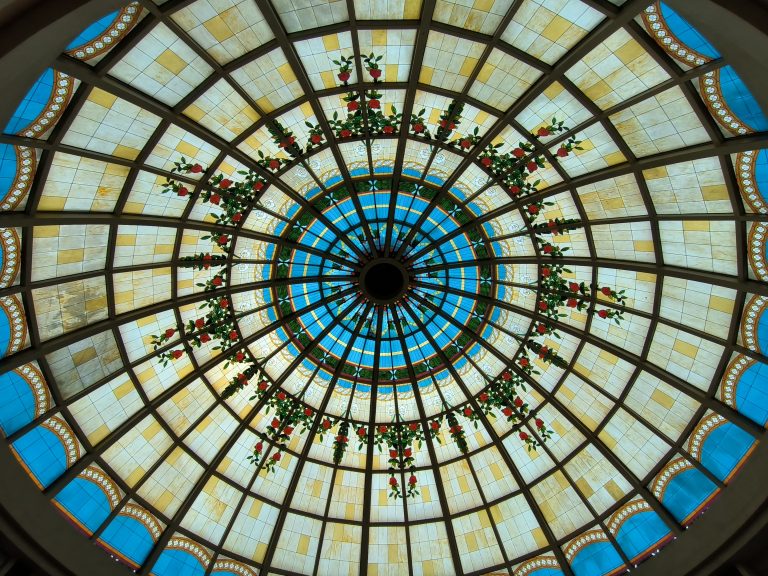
[0,0,767,575]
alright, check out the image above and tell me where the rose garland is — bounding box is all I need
[146,53,629,498]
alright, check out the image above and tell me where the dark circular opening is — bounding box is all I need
[362,261,407,302]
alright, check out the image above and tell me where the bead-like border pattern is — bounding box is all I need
[66,3,141,61]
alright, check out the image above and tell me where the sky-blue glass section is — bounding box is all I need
[659,3,720,59]
[660,466,718,523]
[755,150,768,204]
[54,476,113,534]
[0,300,12,356]
[735,361,768,425]
[614,508,671,562]
[568,540,625,576]
[11,424,68,487]
[718,66,768,132]
[699,422,755,481]
[0,144,17,199]
[65,10,119,50]
[5,68,55,135]
[0,370,36,435]
[99,514,156,566]
[151,549,206,576]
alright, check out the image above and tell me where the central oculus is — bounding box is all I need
[359,258,410,304]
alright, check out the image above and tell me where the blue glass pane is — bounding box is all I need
[0,144,17,200]
[569,541,625,576]
[755,149,768,205]
[718,66,768,131]
[0,370,37,435]
[735,361,768,425]
[54,476,113,534]
[700,422,755,481]
[4,68,55,135]
[151,549,206,576]
[0,298,12,357]
[11,424,68,488]
[659,3,720,59]
[99,514,156,567]
[615,509,671,562]
[66,10,120,50]
[660,466,718,523]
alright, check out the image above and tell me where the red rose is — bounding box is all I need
[514,397,523,407]
[502,407,512,417]
[368,99,380,109]
[258,381,268,391]
[347,101,359,112]
[336,435,346,442]
[383,125,394,134]
[543,244,553,254]
[236,352,245,362]
[409,475,417,485]
[218,235,229,245]
[199,333,210,344]
[219,179,232,189]
[535,418,544,428]
[172,349,183,359]
[311,134,322,144]
[369,68,382,79]
[277,392,286,401]
[502,371,511,381]
[431,421,439,430]
[537,324,546,334]
[519,358,529,367]
[219,298,229,308]
[255,442,263,452]
[323,419,332,429]
[283,426,294,436]
[409,423,418,431]
[238,373,247,382]
[528,205,539,214]
[340,129,352,138]
[338,71,350,82]
[254,181,264,191]
[210,193,221,205]
[513,147,525,158]
[404,448,412,457]
[601,286,612,296]
[268,159,280,170]
[271,418,280,429]
[304,408,313,417]
[229,330,238,340]
[567,298,577,308]
[480,156,492,167]
[519,431,529,441]
[537,127,550,137]
[598,309,608,319]
[389,477,398,486]
[557,147,569,158]
[232,213,242,223]
[413,123,425,133]
[390,449,398,458]
[463,407,473,417]
[527,161,538,173]
[460,139,471,149]
[212,276,223,286]
[195,318,205,329]
[272,452,281,461]
[479,392,489,402]
[539,346,549,358]
[378,425,387,434]
[509,185,521,194]
[538,301,548,311]
[165,328,175,338]
[569,282,579,292]
[542,267,551,277]
[190,164,203,174]
[177,186,189,197]
[358,427,366,436]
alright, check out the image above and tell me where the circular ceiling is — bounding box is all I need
[0,0,767,575]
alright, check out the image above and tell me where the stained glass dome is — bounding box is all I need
[0,1,767,575]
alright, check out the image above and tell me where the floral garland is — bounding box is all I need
[146,54,628,499]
